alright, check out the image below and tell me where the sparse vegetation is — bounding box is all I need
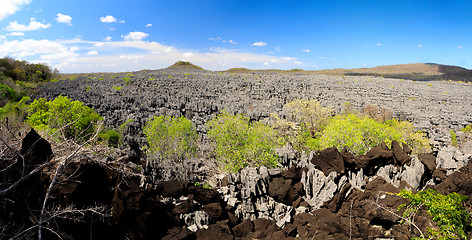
[27,95,102,142]
[144,115,198,162]
[397,189,470,240]
[206,110,282,173]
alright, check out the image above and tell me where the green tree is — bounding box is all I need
[206,111,282,173]
[144,115,198,161]
[27,96,102,142]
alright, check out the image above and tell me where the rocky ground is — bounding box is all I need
[1,68,472,239]
[36,68,472,148]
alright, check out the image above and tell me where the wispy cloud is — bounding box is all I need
[0,0,31,21]
[100,15,124,23]
[105,36,112,41]
[417,44,422,48]
[86,50,99,56]
[146,23,152,27]
[122,31,149,41]
[6,18,51,32]
[458,45,463,49]
[376,43,382,47]
[252,41,267,47]
[209,37,238,44]
[302,49,310,53]
[55,13,72,25]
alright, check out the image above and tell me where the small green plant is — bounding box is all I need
[102,129,120,147]
[450,129,458,147]
[126,73,134,77]
[427,83,433,87]
[168,75,173,78]
[27,96,102,142]
[144,115,198,162]
[98,77,104,80]
[113,86,122,90]
[148,77,155,81]
[123,77,132,85]
[397,189,470,240]
[206,110,281,173]
[85,86,91,91]
[0,96,30,121]
[194,182,212,189]
[461,124,472,133]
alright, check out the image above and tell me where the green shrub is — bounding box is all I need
[397,189,470,240]
[123,77,132,85]
[27,96,102,142]
[144,115,198,161]
[0,84,25,103]
[462,124,472,133]
[206,111,281,173]
[309,114,430,155]
[101,129,120,147]
[0,96,30,121]
[450,130,458,147]
[284,99,331,136]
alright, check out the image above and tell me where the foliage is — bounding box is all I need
[27,96,102,142]
[0,84,26,103]
[123,77,133,85]
[0,57,56,82]
[462,124,472,133]
[397,189,470,240]
[313,114,403,154]
[144,115,198,162]
[450,130,458,147]
[206,111,282,173]
[311,114,431,155]
[283,99,331,138]
[0,96,30,121]
[113,86,122,90]
[100,129,120,147]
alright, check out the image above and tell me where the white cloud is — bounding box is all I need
[0,37,302,72]
[458,45,463,49]
[8,32,24,36]
[55,13,72,25]
[222,39,237,44]
[0,39,79,65]
[377,43,382,47]
[146,23,152,27]
[183,52,194,58]
[122,31,149,41]
[417,44,422,48]
[252,41,267,47]
[264,62,270,66]
[86,50,99,56]
[6,18,51,32]
[0,0,32,21]
[302,49,310,53]
[100,15,117,23]
[209,37,238,44]
[105,36,112,41]
[318,57,326,59]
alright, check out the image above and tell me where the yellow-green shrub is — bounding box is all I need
[144,115,198,162]
[283,99,330,137]
[206,111,282,173]
[27,95,102,142]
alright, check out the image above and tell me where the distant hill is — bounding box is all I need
[312,63,472,82]
[166,61,204,70]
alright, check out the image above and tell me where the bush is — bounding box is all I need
[0,96,30,121]
[100,129,120,147]
[0,84,25,103]
[311,114,430,155]
[144,115,198,161]
[397,189,470,239]
[27,96,102,142]
[283,99,331,138]
[206,111,281,173]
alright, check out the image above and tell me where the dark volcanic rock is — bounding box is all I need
[392,140,410,165]
[311,147,345,175]
[355,142,394,175]
[20,128,54,169]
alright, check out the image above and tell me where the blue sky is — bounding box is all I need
[0,0,470,73]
